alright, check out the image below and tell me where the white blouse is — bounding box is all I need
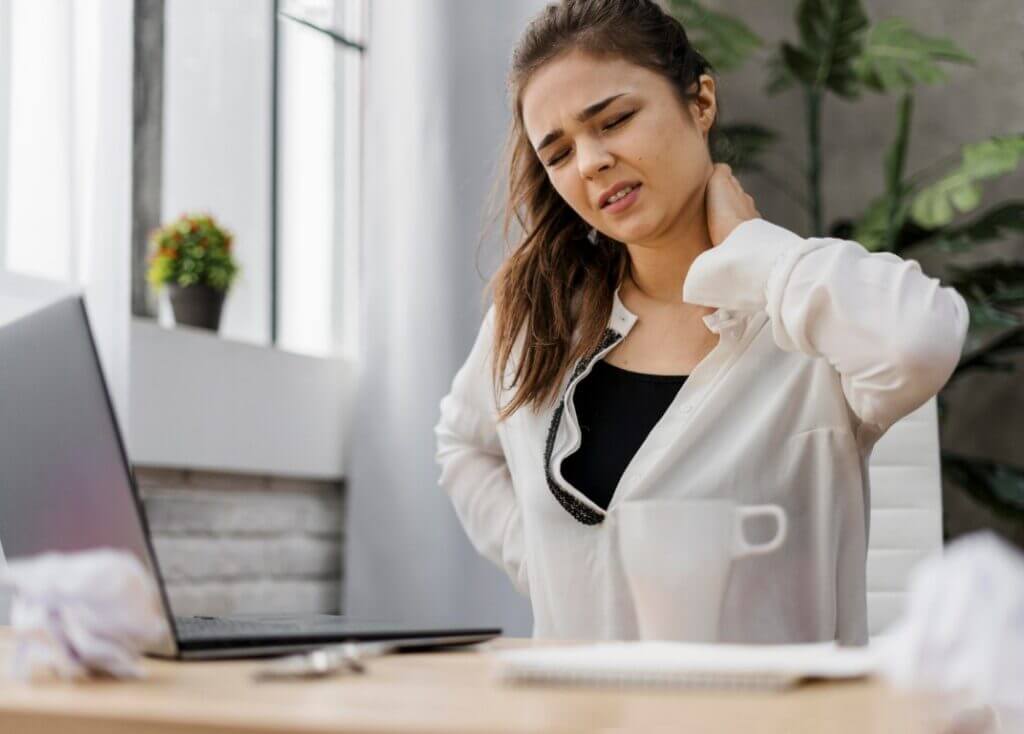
[433,217,969,646]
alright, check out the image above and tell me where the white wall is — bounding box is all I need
[129,318,355,479]
[343,0,546,638]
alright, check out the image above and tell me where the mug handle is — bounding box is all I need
[732,504,787,559]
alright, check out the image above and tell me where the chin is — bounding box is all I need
[607,220,656,245]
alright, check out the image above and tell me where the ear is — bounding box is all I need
[694,74,717,137]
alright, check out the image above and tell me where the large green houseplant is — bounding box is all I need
[667,0,1024,523]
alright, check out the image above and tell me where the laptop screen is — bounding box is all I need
[0,296,177,655]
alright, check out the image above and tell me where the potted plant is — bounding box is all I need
[146,212,240,331]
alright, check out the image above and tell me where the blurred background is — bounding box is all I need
[0,0,1021,638]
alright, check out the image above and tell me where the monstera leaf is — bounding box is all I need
[911,134,1024,228]
[852,18,973,92]
[666,0,763,73]
[777,0,869,98]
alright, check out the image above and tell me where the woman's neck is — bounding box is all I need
[622,204,714,306]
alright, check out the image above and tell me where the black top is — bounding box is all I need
[559,359,688,511]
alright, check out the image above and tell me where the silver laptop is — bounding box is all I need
[0,296,500,659]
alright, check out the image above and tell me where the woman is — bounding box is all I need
[433,0,969,646]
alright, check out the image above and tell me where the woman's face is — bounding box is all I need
[521,49,716,247]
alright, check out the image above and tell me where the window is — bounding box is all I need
[0,0,364,358]
[154,0,365,356]
[275,0,365,358]
[1,0,80,284]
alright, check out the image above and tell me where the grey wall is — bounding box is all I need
[706,0,1024,544]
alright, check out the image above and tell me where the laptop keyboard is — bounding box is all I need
[171,615,499,652]
[172,614,407,641]
[176,614,299,634]
[174,616,307,640]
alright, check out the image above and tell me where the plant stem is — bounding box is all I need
[884,93,914,249]
[805,86,824,235]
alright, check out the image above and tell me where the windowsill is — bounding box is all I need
[131,311,343,359]
[128,317,357,479]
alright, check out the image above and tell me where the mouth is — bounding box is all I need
[601,183,642,213]
[600,182,642,209]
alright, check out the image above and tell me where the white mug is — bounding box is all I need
[614,499,787,642]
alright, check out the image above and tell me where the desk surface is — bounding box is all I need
[0,629,938,734]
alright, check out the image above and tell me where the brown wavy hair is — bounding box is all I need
[484,0,723,421]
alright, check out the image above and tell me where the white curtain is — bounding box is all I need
[343,0,545,636]
[0,0,134,622]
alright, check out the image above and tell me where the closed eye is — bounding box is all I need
[546,110,637,167]
[604,110,635,130]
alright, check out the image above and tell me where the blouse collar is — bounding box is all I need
[609,283,747,340]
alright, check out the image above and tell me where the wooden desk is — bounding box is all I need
[0,629,940,733]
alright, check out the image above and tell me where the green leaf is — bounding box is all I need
[852,18,973,93]
[665,0,764,73]
[911,134,1024,228]
[943,451,1024,517]
[792,0,870,98]
[714,123,778,173]
[780,42,820,86]
[926,202,1024,253]
[948,261,1024,334]
[852,194,913,251]
[948,261,1024,309]
[764,48,798,94]
[965,297,1022,332]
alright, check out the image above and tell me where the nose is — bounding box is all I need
[576,137,614,181]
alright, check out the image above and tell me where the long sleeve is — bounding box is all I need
[433,304,529,596]
[682,217,970,453]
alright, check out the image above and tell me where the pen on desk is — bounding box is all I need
[252,641,398,681]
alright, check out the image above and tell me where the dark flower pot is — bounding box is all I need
[168,283,226,331]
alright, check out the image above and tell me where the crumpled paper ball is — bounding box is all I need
[873,530,1024,729]
[0,547,171,681]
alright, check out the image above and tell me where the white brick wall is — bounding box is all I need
[134,467,344,617]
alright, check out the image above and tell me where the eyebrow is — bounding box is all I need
[534,93,629,152]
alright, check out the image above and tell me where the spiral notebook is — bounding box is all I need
[493,640,880,691]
